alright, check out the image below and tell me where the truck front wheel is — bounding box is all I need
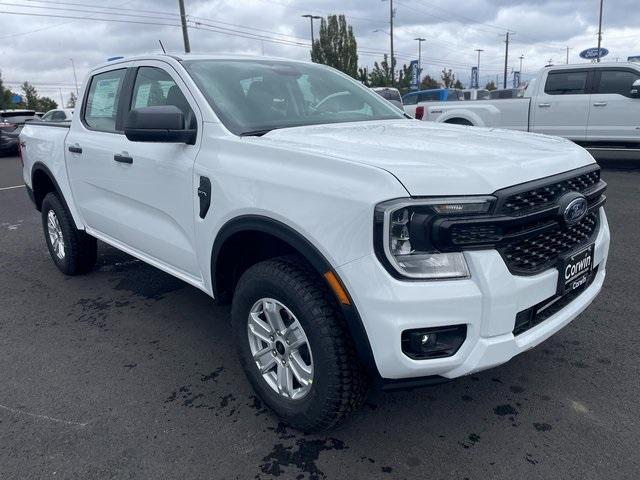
[231,256,368,431]
[41,192,97,275]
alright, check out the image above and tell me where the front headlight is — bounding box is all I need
[375,197,494,279]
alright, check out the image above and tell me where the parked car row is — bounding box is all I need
[0,108,74,155]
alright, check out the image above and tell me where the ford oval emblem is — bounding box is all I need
[563,196,588,224]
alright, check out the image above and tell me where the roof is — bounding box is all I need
[90,53,315,73]
[542,61,638,70]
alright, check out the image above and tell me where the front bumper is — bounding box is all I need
[337,207,610,380]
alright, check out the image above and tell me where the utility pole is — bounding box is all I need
[389,0,395,86]
[565,46,572,64]
[415,38,426,78]
[475,48,483,76]
[178,0,191,53]
[519,54,524,73]
[503,31,510,89]
[69,58,79,95]
[301,14,322,45]
[596,0,604,62]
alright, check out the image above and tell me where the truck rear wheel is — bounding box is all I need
[231,256,368,431]
[41,192,97,275]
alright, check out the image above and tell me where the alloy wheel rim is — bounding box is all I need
[247,298,314,400]
[47,210,65,260]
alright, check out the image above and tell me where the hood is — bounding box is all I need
[261,120,596,196]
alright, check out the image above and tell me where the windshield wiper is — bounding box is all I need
[240,128,273,137]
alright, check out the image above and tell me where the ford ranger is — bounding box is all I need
[20,54,610,431]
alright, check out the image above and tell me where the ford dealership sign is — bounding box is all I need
[579,47,609,59]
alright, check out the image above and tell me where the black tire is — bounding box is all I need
[231,256,368,432]
[41,192,97,275]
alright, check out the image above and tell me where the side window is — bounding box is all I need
[596,70,640,97]
[41,111,54,121]
[131,67,195,128]
[544,71,589,95]
[51,111,66,121]
[403,94,417,105]
[84,69,126,132]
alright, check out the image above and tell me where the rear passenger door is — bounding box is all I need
[587,67,640,144]
[530,68,593,140]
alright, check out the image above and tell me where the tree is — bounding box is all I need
[485,80,497,91]
[18,82,57,111]
[21,82,39,110]
[357,67,370,87]
[440,68,456,88]
[0,71,14,110]
[368,54,392,87]
[453,79,464,89]
[311,14,358,78]
[67,92,77,108]
[396,63,414,94]
[39,97,58,112]
[420,74,440,89]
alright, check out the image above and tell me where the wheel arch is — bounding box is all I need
[31,162,84,229]
[211,214,380,378]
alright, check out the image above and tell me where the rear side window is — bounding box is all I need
[544,71,589,95]
[419,91,440,102]
[596,70,640,97]
[403,93,418,105]
[84,69,126,132]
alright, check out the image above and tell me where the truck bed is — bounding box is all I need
[421,98,532,131]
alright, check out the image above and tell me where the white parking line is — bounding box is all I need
[0,185,24,191]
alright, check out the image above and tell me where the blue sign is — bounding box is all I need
[11,94,21,105]
[470,66,479,89]
[579,47,609,60]
[410,60,419,90]
[513,71,521,88]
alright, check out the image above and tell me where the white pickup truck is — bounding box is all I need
[20,54,610,431]
[408,62,640,149]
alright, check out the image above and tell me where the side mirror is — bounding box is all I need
[631,79,640,98]
[124,105,196,144]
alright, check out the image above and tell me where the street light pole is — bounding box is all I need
[596,0,604,63]
[178,0,191,53]
[301,14,322,45]
[474,48,483,72]
[389,0,395,86]
[69,58,79,95]
[503,31,510,89]
[415,37,426,78]
[519,54,524,72]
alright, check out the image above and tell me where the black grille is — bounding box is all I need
[513,266,599,335]
[432,166,606,276]
[499,212,599,274]
[500,169,600,216]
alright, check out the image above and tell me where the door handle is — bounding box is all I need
[68,145,82,154]
[113,154,133,164]
[538,103,551,108]
[593,102,608,107]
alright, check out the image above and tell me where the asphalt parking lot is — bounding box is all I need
[1,154,639,480]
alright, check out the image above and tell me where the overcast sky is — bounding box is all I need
[1,0,639,105]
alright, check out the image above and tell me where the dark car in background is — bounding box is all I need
[0,110,36,155]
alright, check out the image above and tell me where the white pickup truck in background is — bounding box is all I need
[408,63,640,150]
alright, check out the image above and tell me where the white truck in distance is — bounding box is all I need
[20,54,610,431]
[407,63,640,149]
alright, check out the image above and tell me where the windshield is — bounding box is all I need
[183,59,405,135]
